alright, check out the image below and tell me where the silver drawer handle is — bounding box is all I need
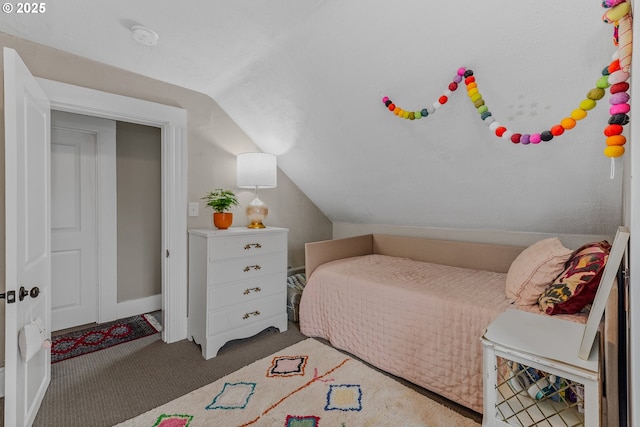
[243,265,261,272]
[244,243,262,250]
[243,287,262,295]
[242,310,261,320]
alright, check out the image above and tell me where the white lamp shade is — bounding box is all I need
[237,152,277,189]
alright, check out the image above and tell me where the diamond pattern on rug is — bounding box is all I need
[152,413,193,427]
[285,415,320,426]
[51,314,162,363]
[325,384,363,412]
[267,355,308,377]
[206,382,256,410]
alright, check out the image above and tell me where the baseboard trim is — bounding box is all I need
[0,367,5,397]
[116,294,162,319]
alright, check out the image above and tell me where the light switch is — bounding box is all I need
[188,202,199,217]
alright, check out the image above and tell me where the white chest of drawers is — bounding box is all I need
[188,227,289,359]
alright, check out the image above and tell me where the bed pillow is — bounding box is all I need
[538,240,611,315]
[505,237,574,306]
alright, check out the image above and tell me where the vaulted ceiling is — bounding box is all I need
[0,1,624,235]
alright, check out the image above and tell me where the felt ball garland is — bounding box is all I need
[382,65,614,147]
[381,0,632,175]
[601,57,630,160]
[600,0,632,164]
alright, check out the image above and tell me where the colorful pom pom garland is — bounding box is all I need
[381,1,632,175]
[600,0,632,168]
[382,62,630,161]
[601,57,630,160]
[383,65,614,144]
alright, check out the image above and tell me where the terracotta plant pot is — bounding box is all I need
[213,212,233,229]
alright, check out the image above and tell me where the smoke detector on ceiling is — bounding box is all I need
[131,25,159,46]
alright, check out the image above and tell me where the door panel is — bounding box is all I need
[4,47,51,427]
[50,122,98,330]
[50,111,116,331]
[51,140,80,230]
[51,250,82,316]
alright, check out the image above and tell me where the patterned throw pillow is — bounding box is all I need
[537,241,611,315]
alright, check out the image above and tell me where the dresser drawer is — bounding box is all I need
[207,293,285,336]
[208,274,284,310]
[208,252,286,285]
[207,232,287,261]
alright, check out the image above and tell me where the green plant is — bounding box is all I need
[202,189,239,213]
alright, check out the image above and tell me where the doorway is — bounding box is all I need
[114,121,162,317]
[50,112,163,332]
[37,77,188,344]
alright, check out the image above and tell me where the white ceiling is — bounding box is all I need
[0,1,624,235]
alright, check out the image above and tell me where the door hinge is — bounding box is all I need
[166,249,170,258]
[623,267,630,313]
[0,290,16,304]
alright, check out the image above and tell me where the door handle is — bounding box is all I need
[19,286,40,301]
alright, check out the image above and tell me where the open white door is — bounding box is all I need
[4,47,51,426]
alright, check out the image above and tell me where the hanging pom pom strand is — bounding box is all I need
[381,68,464,123]
[380,0,633,164]
[601,0,632,169]
[603,57,630,167]
[382,63,621,155]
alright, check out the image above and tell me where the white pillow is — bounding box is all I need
[505,237,573,306]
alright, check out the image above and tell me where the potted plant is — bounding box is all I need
[202,189,239,229]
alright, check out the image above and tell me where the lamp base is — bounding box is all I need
[246,196,269,229]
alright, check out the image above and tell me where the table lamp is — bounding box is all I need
[237,152,277,228]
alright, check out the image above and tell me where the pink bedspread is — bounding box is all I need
[299,254,586,413]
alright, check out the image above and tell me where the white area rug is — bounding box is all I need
[116,338,481,427]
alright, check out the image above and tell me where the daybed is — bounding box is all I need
[298,233,617,415]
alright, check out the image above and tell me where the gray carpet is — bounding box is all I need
[25,321,481,426]
[34,323,304,426]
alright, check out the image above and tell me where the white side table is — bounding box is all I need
[481,309,600,427]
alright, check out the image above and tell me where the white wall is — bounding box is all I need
[116,122,162,302]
